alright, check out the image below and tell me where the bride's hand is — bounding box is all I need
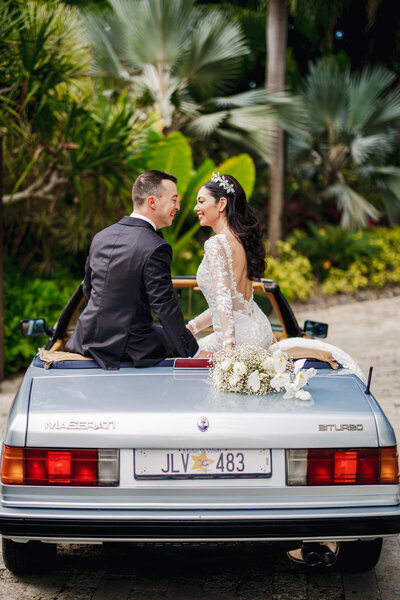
[197,350,213,359]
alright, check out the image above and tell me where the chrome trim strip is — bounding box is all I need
[3,534,398,544]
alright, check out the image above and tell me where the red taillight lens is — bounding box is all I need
[25,449,47,485]
[1,446,118,486]
[334,451,357,483]
[307,450,333,485]
[287,447,399,485]
[25,448,97,486]
[306,447,398,485]
[356,449,379,484]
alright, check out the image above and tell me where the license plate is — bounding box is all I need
[134,449,272,479]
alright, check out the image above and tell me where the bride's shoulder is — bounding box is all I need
[204,233,227,251]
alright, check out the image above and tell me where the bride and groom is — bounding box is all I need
[66,169,274,368]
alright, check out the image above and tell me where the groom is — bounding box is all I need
[66,170,202,368]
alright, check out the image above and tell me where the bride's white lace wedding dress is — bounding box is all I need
[188,234,273,352]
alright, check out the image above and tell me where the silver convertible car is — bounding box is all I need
[0,278,399,574]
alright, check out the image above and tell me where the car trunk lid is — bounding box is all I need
[26,369,378,448]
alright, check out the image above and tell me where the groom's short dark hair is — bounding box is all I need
[132,170,177,207]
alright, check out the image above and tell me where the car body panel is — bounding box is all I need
[23,368,380,449]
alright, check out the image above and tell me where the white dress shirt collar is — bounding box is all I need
[129,211,157,230]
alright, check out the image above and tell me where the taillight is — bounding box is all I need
[287,447,399,485]
[0,445,119,486]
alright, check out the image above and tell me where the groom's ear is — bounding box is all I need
[147,196,157,210]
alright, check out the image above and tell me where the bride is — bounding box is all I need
[187,173,365,382]
[187,173,273,353]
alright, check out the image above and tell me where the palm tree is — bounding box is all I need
[82,0,305,164]
[288,59,400,228]
[266,0,287,256]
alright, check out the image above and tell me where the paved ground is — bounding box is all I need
[0,295,399,599]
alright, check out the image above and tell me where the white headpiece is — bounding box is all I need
[211,172,235,195]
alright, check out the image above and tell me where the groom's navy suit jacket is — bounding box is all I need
[66,216,198,369]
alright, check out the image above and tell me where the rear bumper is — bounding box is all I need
[1,505,400,542]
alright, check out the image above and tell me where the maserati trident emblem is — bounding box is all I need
[197,416,209,432]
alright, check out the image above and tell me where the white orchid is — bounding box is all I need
[283,382,296,399]
[221,359,232,372]
[293,371,309,389]
[293,361,303,374]
[293,367,317,388]
[295,389,312,401]
[247,370,261,392]
[233,361,247,376]
[270,371,290,391]
[273,349,287,374]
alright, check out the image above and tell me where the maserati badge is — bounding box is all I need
[197,416,209,432]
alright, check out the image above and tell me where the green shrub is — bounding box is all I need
[266,241,315,302]
[319,226,400,294]
[364,227,400,288]
[270,226,400,299]
[321,263,369,295]
[288,224,380,281]
[4,263,79,376]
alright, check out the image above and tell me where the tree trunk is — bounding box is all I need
[0,137,4,382]
[266,0,287,257]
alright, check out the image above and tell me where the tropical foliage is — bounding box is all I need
[288,59,400,228]
[4,261,79,375]
[82,0,306,162]
[2,1,152,275]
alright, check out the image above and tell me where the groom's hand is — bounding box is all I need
[197,350,213,359]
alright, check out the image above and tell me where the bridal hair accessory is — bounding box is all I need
[211,172,235,195]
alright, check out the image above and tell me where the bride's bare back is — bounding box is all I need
[222,231,253,303]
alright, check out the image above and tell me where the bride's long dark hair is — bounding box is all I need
[204,174,266,280]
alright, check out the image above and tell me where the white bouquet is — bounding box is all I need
[211,344,316,400]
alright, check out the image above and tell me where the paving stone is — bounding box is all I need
[375,537,400,600]
[343,571,381,600]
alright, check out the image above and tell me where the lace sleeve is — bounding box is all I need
[206,237,235,348]
[188,309,212,335]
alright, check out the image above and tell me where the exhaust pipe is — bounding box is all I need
[320,546,337,567]
[287,541,339,567]
[302,543,322,566]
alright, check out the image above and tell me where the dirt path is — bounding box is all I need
[294,295,400,443]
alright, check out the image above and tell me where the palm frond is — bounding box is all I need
[213,89,273,108]
[301,59,348,134]
[348,66,395,130]
[209,91,308,140]
[364,87,400,132]
[186,111,229,136]
[287,136,314,170]
[81,13,129,81]
[321,181,380,228]
[109,0,193,68]
[180,8,249,94]
[350,133,392,165]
